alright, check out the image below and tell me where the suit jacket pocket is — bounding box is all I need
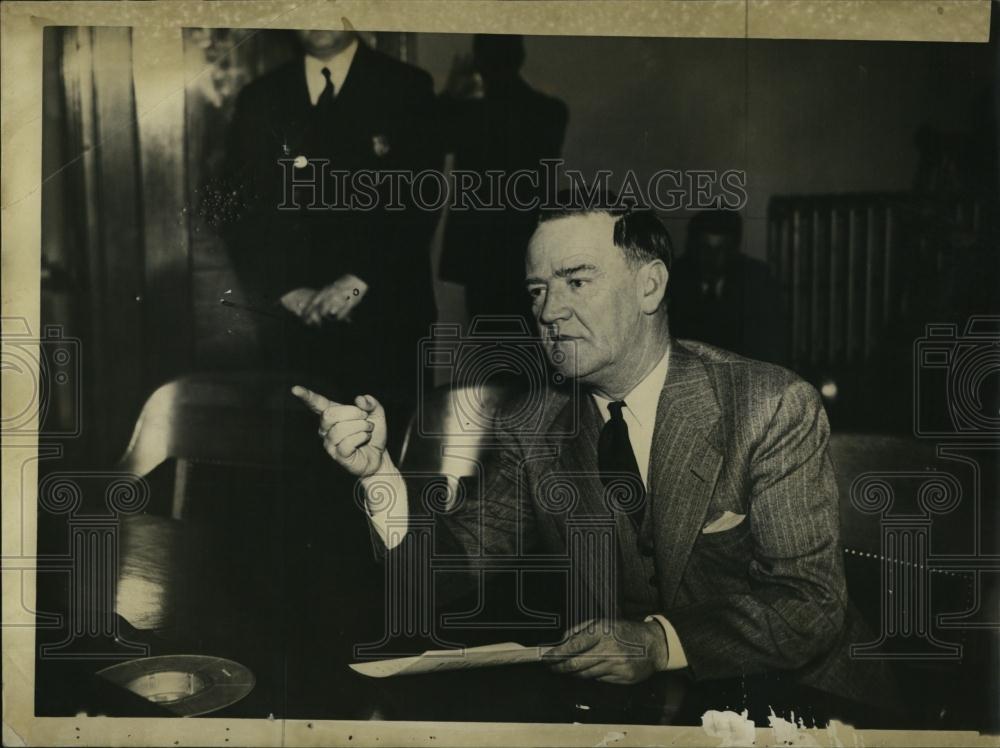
[702,510,747,534]
[691,518,753,576]
[679,519,755,602]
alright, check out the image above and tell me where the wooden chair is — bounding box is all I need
[116,371,318,519]
[113,371,321,632]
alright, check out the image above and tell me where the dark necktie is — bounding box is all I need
[317,67,335,110]
[597,401,646,530]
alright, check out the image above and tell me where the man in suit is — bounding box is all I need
[293,204,885,705]
[437,34,568,325]
[219,29,441,450]
[669,209,785,364]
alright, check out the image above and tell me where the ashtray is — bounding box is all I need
[96,654,255,716]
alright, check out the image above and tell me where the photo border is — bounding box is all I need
[2,1,994,745]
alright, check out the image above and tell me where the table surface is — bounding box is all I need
[32,464,948,729]
[107,513,700,725]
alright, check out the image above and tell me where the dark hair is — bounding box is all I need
[537,191,673,270]
[472,34,525,74]
[687,209,742,246]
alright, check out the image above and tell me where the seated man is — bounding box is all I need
[669,209,784,364]
[293,203,887,706]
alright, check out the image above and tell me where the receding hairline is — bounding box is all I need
[534,210,619,230]
[529,209,670,271]
[528,211,618,249]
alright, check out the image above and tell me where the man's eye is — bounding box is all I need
[527,287,545,300]
[568,278,587,289]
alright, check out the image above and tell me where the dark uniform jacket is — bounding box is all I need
[219,42,442,414]
[438,77,567,322]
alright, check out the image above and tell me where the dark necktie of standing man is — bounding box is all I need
[317,67,335,111]
[597,401,647,531]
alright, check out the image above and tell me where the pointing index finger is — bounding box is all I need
[291,385,338,415]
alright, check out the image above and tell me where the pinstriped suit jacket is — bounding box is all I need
[420,338,883,702]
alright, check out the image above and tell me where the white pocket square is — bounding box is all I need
[702,511,746,534]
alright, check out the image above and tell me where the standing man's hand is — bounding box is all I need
[301,274,369,326]
[291,387,387,477]
[280,287,317,318]
[544,618,670,685]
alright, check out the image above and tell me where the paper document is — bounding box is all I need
[349,642,553,678]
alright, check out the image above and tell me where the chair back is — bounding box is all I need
[117,372,318,477]
[828,432,941,552]
[116,372,319,518]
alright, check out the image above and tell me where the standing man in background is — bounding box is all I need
[438,34,568,327]
[669,209,784,365]
[218,29,442,453]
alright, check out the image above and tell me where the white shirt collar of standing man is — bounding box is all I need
[304,38,359,105]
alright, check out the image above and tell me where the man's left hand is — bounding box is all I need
[544,618,669,685]
[302,274,369,326]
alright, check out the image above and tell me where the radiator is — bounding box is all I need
[768,193,987,371]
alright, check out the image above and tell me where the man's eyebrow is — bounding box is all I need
[524,264,599,286]
[553,264,598,278]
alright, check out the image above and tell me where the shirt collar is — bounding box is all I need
[591,347,671,427]
[304,39,359,104]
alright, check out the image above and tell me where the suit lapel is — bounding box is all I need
[288,60,310,110]
[289,43,370,153]
[268,63,312,156]
[649,342,723,608]
[552,395,607,520]
[334,40,371,109]
[546,343,724,611]
[550,394,629,616]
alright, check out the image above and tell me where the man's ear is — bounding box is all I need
[639,260,668,314]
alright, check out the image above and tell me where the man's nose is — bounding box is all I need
[538,288,571,325]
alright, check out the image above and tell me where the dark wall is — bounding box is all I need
[418,34,994,267]
[40,28,997,459]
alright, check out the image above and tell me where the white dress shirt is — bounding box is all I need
[304,39,359,105]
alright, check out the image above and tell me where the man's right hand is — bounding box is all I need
[291,387,388,477]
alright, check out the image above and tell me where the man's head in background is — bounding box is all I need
[472,34,525,85]
[295,29,358,60]
[526,201,673,398]
[686,209,743,276]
